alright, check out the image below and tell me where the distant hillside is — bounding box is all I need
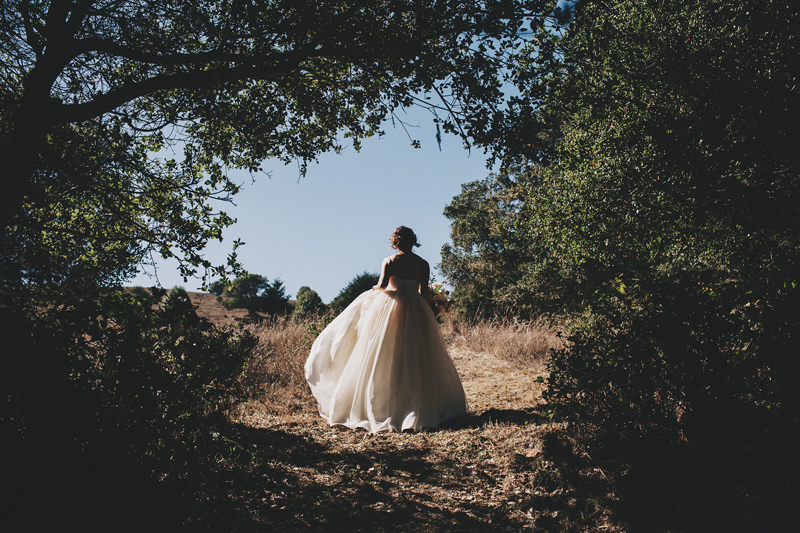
[186,291,251,325]
[187,291,297,325]
[126,287,296,325]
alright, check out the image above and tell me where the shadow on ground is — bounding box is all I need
[3,405,797,532]
[189,420,526,532]
[443,407,549,430]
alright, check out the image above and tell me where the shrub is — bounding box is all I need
[127,285,156,306]
[1,286,257,485]
[159,286,196,321]
[86,290,257,458]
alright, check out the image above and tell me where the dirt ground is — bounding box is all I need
[222,346,618,532]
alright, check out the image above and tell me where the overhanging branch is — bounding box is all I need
[53,39,427,124]
[53,56,306,124]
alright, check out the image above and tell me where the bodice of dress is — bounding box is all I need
[387,277,421,291]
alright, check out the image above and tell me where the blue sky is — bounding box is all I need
[128,106,495,303]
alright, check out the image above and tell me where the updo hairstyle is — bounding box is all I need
[390,226,420,251]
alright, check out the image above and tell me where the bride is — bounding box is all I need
[305,226,467,432]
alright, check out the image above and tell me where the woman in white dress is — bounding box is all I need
[305,226,467,432]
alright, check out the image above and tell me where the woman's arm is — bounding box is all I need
[374,257,392,290]
[418,260,434,307]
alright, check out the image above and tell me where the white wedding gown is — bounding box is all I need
[305,277,467,432]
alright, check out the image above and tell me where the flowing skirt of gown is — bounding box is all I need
[305,278,467,432]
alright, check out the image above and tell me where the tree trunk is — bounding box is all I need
[0,57,62,232]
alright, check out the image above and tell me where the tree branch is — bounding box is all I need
[43,0,72,42]
[20,1,44,58]
[65,0,94,34]
[53,59,296,124]
[72,37,279,67]
[433,84,471,152]
[54,38,427,124]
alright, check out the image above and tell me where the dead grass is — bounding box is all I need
[238,317,317,414]
[444,316,562,372]
[176,296,621,531]
[236,316,560,417]
[213,316,623,531]
[72,292,788,532]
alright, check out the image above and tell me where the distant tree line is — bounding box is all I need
[204,271,379,321]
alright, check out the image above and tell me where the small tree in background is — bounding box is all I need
[292,286,325,321]
[219,274,290,316]
[160,287,200,325]
[330,272,379,313]
[219,274,268,312]
[441,165,549,320]
[207,279,227,296]
[262,278,290,315]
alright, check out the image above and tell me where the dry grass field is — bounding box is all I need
[173,294,624,532]
[187,291,254,324]
[222,336,610,532]
[158,293,796,532]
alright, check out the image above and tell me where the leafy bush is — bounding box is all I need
[159,286,195,319]
[127,285,156,306]
[1,286,257,486]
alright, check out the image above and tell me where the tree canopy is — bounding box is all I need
[442,0,800,440]
[441,164,554,320]
[1,0,546,286]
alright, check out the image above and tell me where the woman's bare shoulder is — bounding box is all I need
[414,254,429,267]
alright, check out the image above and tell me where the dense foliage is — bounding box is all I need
[441,165,559,320]
[443,0,800,441]
[1,284,256,525]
